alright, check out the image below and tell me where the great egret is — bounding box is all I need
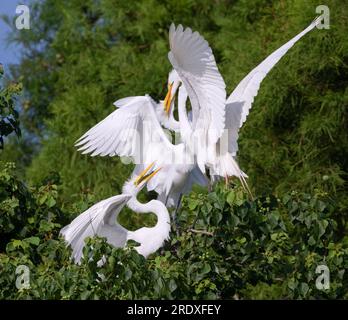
[60,163,170,263]
[164,18,322,187]
[75,89,205,209]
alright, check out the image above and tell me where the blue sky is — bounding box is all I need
[0,0,31,70]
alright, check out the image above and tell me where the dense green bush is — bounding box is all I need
[1,162,347,299]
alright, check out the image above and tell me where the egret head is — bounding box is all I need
[122,162,161,196]
[163,69,181,116]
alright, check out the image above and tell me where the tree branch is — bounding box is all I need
[188,228,214,236]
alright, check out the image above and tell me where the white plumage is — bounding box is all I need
[223,16,323,158]
[166,18,321,183]
[168,24,226,142]
[61,166,170,264]
[75,95,180,164]
[60,194,130,263]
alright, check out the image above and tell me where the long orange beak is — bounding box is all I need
[134,162,161,186]
[163,82,173,116]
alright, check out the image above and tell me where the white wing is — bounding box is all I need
[168,23,226,142]
[60,194,130,264]
[225,17,322,155]
[75,95,180,164]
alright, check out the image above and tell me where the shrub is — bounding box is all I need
[1,162,347,299]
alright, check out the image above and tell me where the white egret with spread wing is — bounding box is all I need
[60,164,170,263]
[164,18,322,190]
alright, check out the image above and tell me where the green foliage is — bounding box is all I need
[0,66,22,149]
[1,164,347,299]
[0,162,66,251]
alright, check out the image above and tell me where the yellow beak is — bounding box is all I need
[163,82,174,116]
[134,162,161,186]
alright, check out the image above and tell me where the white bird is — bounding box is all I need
[164,17,322,188]
[60,163,170,264]
[75,87,206,209]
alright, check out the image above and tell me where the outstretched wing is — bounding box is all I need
[168,23,226,142]
[75,95,179,164]
[225,17,322,155]
[60,194,130,263]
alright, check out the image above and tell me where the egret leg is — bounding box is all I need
[172,193,182,236]
[208,181,212,193]
[191,214,199,230]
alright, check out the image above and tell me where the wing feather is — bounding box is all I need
[60,194,130,263]
[75,95,178,164]
[168,23,226,142]
[225,17,321,155]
